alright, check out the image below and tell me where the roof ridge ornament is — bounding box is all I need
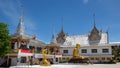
[93,13,96,27]
[61,17,64,32]
[20,0,24,25]
[52,23,56,39]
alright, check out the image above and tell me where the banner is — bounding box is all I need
[21,49,30,53]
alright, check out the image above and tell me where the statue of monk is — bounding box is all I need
[73,44,85,59]
[73,44,80,57]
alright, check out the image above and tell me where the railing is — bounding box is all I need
[62,54,114,57]
[11,49,18,52]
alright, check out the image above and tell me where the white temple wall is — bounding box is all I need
[99,33,108,44]
[60,45,112,57]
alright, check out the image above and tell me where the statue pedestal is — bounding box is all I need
[40,59,51,66]
[68,57,89,63]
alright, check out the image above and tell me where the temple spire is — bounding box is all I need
[106,27,109,44]
[56,17,66,44]
[51,23,57,44]
[15,0,25,35]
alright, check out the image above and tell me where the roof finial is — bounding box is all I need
[106,26,109,33]
[52,22,55,39]
[61,17,64,31]
[93,13,96,27]
[20,0,24,25]
[20,0,24,23]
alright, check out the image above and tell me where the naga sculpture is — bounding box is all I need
[40,49,51,66]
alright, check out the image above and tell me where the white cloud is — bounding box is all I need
[83,0,89,4]
[0,0,37,34]
[0,0,19,23]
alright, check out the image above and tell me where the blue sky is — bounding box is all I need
[0,0,120,43]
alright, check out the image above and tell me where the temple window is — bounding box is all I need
[36,47,42,53]
[20,57,27,63]
[91,49,97,53]
[20,44,27,49]
[63,50,68,54]
[81,49,87,53]
[102,49,109,53]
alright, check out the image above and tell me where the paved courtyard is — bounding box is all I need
[10,63,120,68]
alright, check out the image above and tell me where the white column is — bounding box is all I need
[14,42,17,49]
[58,57,59,64]
[18,42,21,48]
[7,55,9,66]
[53,58,56,64]
[35,46,37,53]
[27,43,29,48]
[14,42,18,52]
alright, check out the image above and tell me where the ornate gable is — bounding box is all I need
[56,29,66,44]
[88,26,101,41]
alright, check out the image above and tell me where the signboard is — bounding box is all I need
[55,53,62,57]
[18,49,30,53]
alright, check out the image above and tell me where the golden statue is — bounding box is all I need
[40,49,51,66]
[73,44,85,59]
[32,48,35,54]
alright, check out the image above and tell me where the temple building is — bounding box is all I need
[9,15,45,66]
[11,15,45,53]
[4,13,120,66]
[50,15,120,63]
[5,4,46,66]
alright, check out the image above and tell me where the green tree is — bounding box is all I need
[112,47,120,60]
[0,22,11,57]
